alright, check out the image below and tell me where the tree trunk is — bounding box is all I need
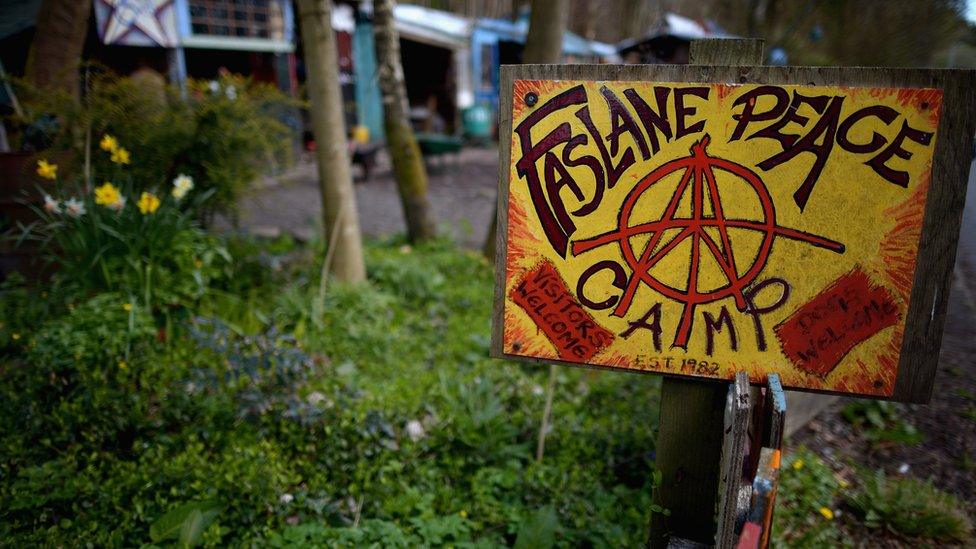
[25,0,92,98]
[296,0,366,283]
[621,0,648,43]
[374,0,437,243]
[522,0,569,64]
[483,0,567,259]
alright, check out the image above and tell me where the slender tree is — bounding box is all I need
[297,0,366,283]
[483,0,568,259]
[25,0,92,98]
[485,0,569,464]
[374,0,437,242]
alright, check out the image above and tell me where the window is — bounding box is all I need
[188,0,285,40]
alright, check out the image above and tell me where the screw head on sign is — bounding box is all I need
[524,92,538,107]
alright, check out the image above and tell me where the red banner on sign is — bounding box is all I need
[509,261,614,362]
[775,268,901,377]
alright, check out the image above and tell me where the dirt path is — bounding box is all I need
[230,147,499,247]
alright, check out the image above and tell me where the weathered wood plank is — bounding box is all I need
[490,64,515,358]
[716,372,753,549]
[648,375,731,548]
[689,38,764,67]
[762,374,786,450]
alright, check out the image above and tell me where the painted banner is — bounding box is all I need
[498,79,944,397]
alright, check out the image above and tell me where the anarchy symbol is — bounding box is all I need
[572,135,845,349]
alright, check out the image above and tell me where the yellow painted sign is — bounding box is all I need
[498,79,944,397]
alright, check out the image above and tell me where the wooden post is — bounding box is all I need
[647,38,765,549]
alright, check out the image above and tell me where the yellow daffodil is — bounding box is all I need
[36,159,58,180]
[819,507,834,520]
[118,360,127,370]
[137,192,160,215]
[99,134,119,153]
[792,460,804,471]
[110,147,131,165]
[94,182,124,210]
[122,303,132,312]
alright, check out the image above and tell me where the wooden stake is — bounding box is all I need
[535,363,557,462]
[647,39,765,549]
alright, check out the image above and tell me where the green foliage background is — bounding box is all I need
[0,238,659,547]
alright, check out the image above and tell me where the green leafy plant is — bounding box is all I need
[8,69,293,219]
[841,399,923,445]
[847,469,973,543]
[14,147,229,312]
[149,500,223,547]
[0,238,661,547]
[514,505,558,549]
[773,448,846,548]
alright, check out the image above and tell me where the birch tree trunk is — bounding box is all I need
[26,0,92,98]
[297,0,366,283]
[483,0,567,259]
[374,0,437,242]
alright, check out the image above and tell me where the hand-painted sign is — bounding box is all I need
[95,0,178,48]
[491,67,973,401]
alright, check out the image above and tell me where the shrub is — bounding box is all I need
[0,292,156,460]
[0,311,335,546]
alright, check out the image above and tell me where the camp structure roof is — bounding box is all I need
[385,4,614,58]
[474,15,617,59]
[617,12,733,54]
[390,3,472,49]
[362,3,618,58]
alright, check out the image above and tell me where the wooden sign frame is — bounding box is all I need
[490,63,976,404]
